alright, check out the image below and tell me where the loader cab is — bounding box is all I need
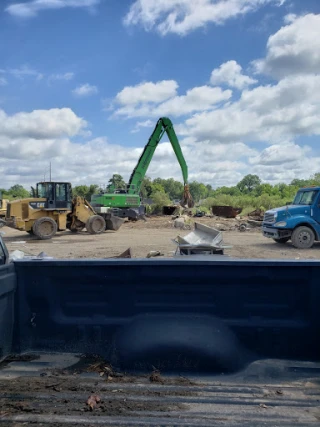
[36,182,72,210]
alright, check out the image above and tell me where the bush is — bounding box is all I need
[201,193,290,214]
[149,191,171,214]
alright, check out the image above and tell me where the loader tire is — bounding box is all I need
[86,215,106,234]
[33,217,57,240]
[291,226,315,249]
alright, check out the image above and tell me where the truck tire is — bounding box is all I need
[32,217,57,240]
[86,215,106,234]
[291,226,315,249]
[273,237,290,244]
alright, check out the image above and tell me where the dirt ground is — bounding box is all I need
[2,215,320,260]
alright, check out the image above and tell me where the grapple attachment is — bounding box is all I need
[181,184,194,208]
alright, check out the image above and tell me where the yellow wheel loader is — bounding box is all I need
[5,182,124,240]
[0,192,9,219]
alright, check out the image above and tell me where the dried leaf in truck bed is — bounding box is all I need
[149,370,164,384]
[87,394,101,410]
[259,403,269,409]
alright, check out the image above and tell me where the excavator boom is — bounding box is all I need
[128,117,194,207]
[91,117,194,217]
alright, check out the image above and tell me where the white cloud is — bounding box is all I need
[72,83,98,97]
[131,119,154,133]
[0,135,70,160]
[9,65,43,80]
[155,86,232,116]
[6,0,101,18]
[181,74,320,143]
[0,108,87,139]
[0,77,7,86]
[0,106,318,189]
[250,154,320,185]
[114,85,231,118]
[210,60,257,90]
[115,80,178,105]
[3,67,74,84]
[104,13,320,186]
[5,11,320,189]
[249,142,310,166]
[124,0,286,36]
[0,106,259,188]
[253,14,320,78]
[48,72,74,82]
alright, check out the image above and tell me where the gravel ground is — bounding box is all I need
[1,216,320,260]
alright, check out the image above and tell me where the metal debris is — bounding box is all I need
[212,205,242,218]
[173,222,232,256]
[147,250,164,258]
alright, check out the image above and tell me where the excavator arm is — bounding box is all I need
[127,117,194,207]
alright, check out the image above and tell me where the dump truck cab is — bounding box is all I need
[262,186,320,248]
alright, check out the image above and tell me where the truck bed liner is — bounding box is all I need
[1,353,320,426]
[2,257,320,425]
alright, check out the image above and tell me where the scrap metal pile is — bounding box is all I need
[173,222,232,256]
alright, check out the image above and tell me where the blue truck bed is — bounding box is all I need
[1,257,320,425]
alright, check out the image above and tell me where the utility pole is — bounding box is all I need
[50,161,52,182]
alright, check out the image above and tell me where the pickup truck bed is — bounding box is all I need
[1,257,320,425]
[1,353,320,426]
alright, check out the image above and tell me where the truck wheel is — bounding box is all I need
[86,215,106,234]
[32,217,57,240]
[291,226,315,249]
[273,237,290,244]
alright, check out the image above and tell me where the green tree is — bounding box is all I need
[152,178,184,200]
[140,177,167,199]
[237,174,261,193]
[140,176,153,199]
[0,188,9,198]
[254,183,273,196]
[150,191,171,214]
[73,184,99,200]
[215,186,241,196]
[8,184,30,199]
[107,174,126,190]
[189,181,209,202]
[290,178,310,188]
[311,173,320,185]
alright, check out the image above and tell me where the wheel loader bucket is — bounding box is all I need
[105,215,125,231]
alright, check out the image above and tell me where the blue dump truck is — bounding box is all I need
[263,186,320,249]
[1,235,320,425]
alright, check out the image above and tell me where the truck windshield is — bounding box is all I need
[293,190,318,205]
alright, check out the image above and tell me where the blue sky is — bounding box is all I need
[1,0,320,188]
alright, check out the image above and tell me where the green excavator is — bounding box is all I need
[91,117,194,219]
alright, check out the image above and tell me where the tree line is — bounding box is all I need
[1,173,320,215]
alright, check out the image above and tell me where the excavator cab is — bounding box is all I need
[35,182,72,210]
